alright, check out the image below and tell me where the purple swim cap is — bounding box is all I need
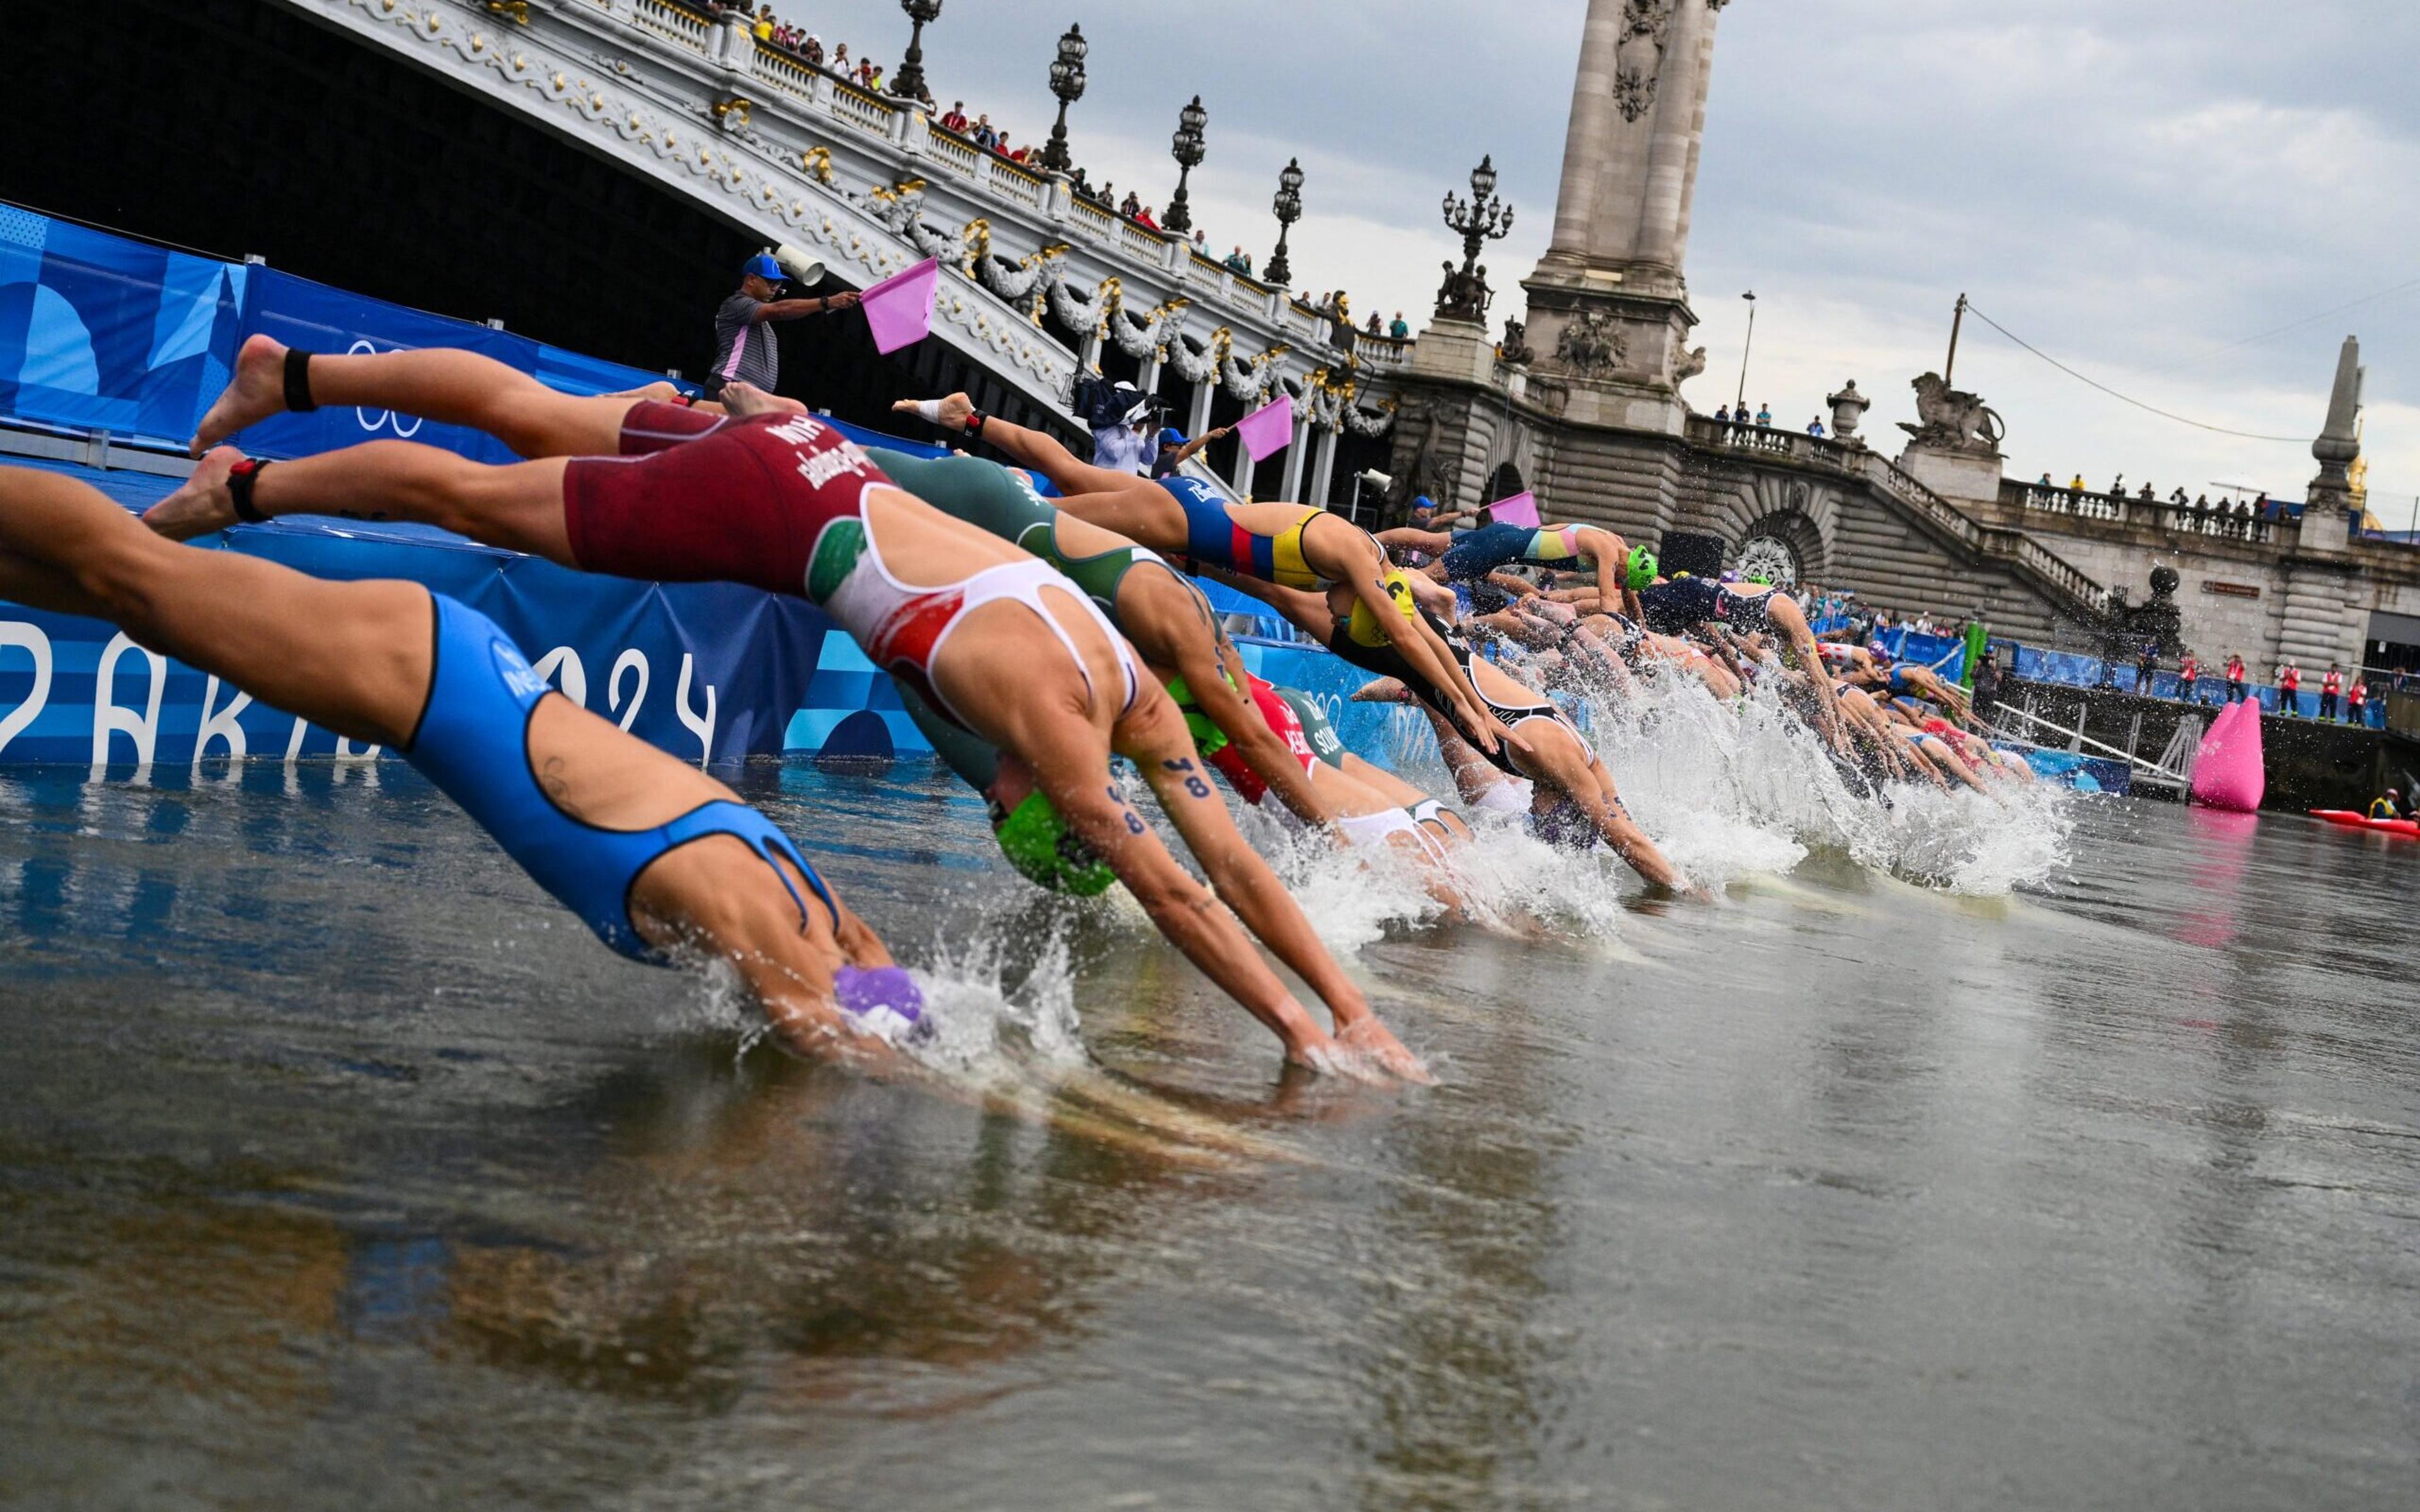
[834,965,926,1040]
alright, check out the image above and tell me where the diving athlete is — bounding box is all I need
[888,392,1511,760]
[0,466,917,1066]
[150,338,1427,1080]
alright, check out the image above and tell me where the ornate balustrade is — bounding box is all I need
[282,0,1392,443]
[2003,481,2283,547]
[1682,414,2112,620]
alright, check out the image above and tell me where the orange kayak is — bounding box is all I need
[2310,809,2420,837]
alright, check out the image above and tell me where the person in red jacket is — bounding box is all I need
[2320,663,2344,721]
[2278,659,2301,716]
[2179,653,2201,702]
[2348,676,2371,727]
[2225,653,2247,702]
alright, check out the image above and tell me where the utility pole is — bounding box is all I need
[1734,290,1757,415]
[1944,292,1969,386]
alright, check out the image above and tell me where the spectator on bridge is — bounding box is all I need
[829,42,851,77]
[1722,405,1737,427]
[2225,653,2247,702]
[1390,312,1410,338]
[1223,245,1252,275]
[2070,473,2087,492]
[2138,481,2157,501]
[2136,638,2160,694]
[2179,653,2200,701]
[1808,416,1826,437]
[2320,663,2344,721]
[1366,311,1384,336]
[2111,472,2124,496]
[1134,204,1161,230]
[2349,677,2370,726]
[940,101,969,133]
[1754,403,1773,427]
[2235,498,2254,536]
[705,252,861,401]
[2278,660,2302,715]
[1119,189,1143,219]
[2037,471,2053,486]
[2171,486,2190,505]
[800,34,823,66]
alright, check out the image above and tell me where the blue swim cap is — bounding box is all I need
[742,252,786,282]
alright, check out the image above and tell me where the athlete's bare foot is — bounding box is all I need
[144,447,247,541]
[189,333,292,458]
[718,381,808,419]
[889,391,974,432]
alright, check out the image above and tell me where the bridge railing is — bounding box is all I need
[1683,415,2113,620]
[2002,481,2286,546]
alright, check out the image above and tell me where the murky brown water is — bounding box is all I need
[1,765,2414,1509]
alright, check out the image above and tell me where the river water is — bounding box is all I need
[0,752,2414,1509]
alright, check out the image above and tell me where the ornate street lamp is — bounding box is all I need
[1040,23,1086,173]
[1163,94,1208,234]
[1434,154,1515,321]
[889,0,942,103]
[1266,156,1304,287]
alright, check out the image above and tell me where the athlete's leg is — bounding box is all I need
[893,392,1163,501]
[192,335,641,459]
[3,466,435,744]
[147,444,575,559]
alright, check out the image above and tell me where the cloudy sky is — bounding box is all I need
[792,0,2420,522]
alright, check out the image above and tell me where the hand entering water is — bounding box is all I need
[1336,1017,1435,1085]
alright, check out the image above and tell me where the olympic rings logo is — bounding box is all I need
[348,339,424,437]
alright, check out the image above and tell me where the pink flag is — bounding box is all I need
[860,257,939,355]
[1487,490,1540,529]
[1234,393,1295,462]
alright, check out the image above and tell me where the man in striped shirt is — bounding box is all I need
[706,253,860,398]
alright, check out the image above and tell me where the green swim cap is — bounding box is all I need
[991,791,1116,896]
[1625,546,1659,592]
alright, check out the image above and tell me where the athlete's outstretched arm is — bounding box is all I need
[190,334,642,460]
[1116,690,1430,1083]
[893,392,1155,500]
[1188,633,1333,824]
[1375,526,1452,557]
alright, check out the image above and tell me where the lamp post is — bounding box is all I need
[889,0,942,103]
[1040,23,1086,173]
[1733,290,1757,417]
[1163,95,1208,234]
[1266,157,1303,287]
[1435,154,1514,321]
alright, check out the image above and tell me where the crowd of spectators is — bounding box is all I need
[722,4,1327,299]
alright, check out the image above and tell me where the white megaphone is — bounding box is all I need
[772,243,826,285]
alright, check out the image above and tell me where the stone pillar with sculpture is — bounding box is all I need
[1892,371,2007,507]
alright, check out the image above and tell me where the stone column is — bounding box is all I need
[1308,425,1339,510]
[1279,413,1311,501]
[1185,376,1215,440]
[1636,0,1710,268]
[1545,0,1630,263]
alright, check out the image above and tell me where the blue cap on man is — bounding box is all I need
[1157,426,1189,452]
[742,253,786,283]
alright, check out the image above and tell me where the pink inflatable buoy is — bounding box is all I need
[2189,699,2265,812]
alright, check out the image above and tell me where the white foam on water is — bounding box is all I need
[1541,655,2072,897]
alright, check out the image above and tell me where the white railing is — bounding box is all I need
[984,158,1046,209]
[749,45,820,106]
[827,81,899,137]
[1117,221,1169,261]
[1068,197,1117,239]
[631,0,709,54]
[924,129,982,178]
